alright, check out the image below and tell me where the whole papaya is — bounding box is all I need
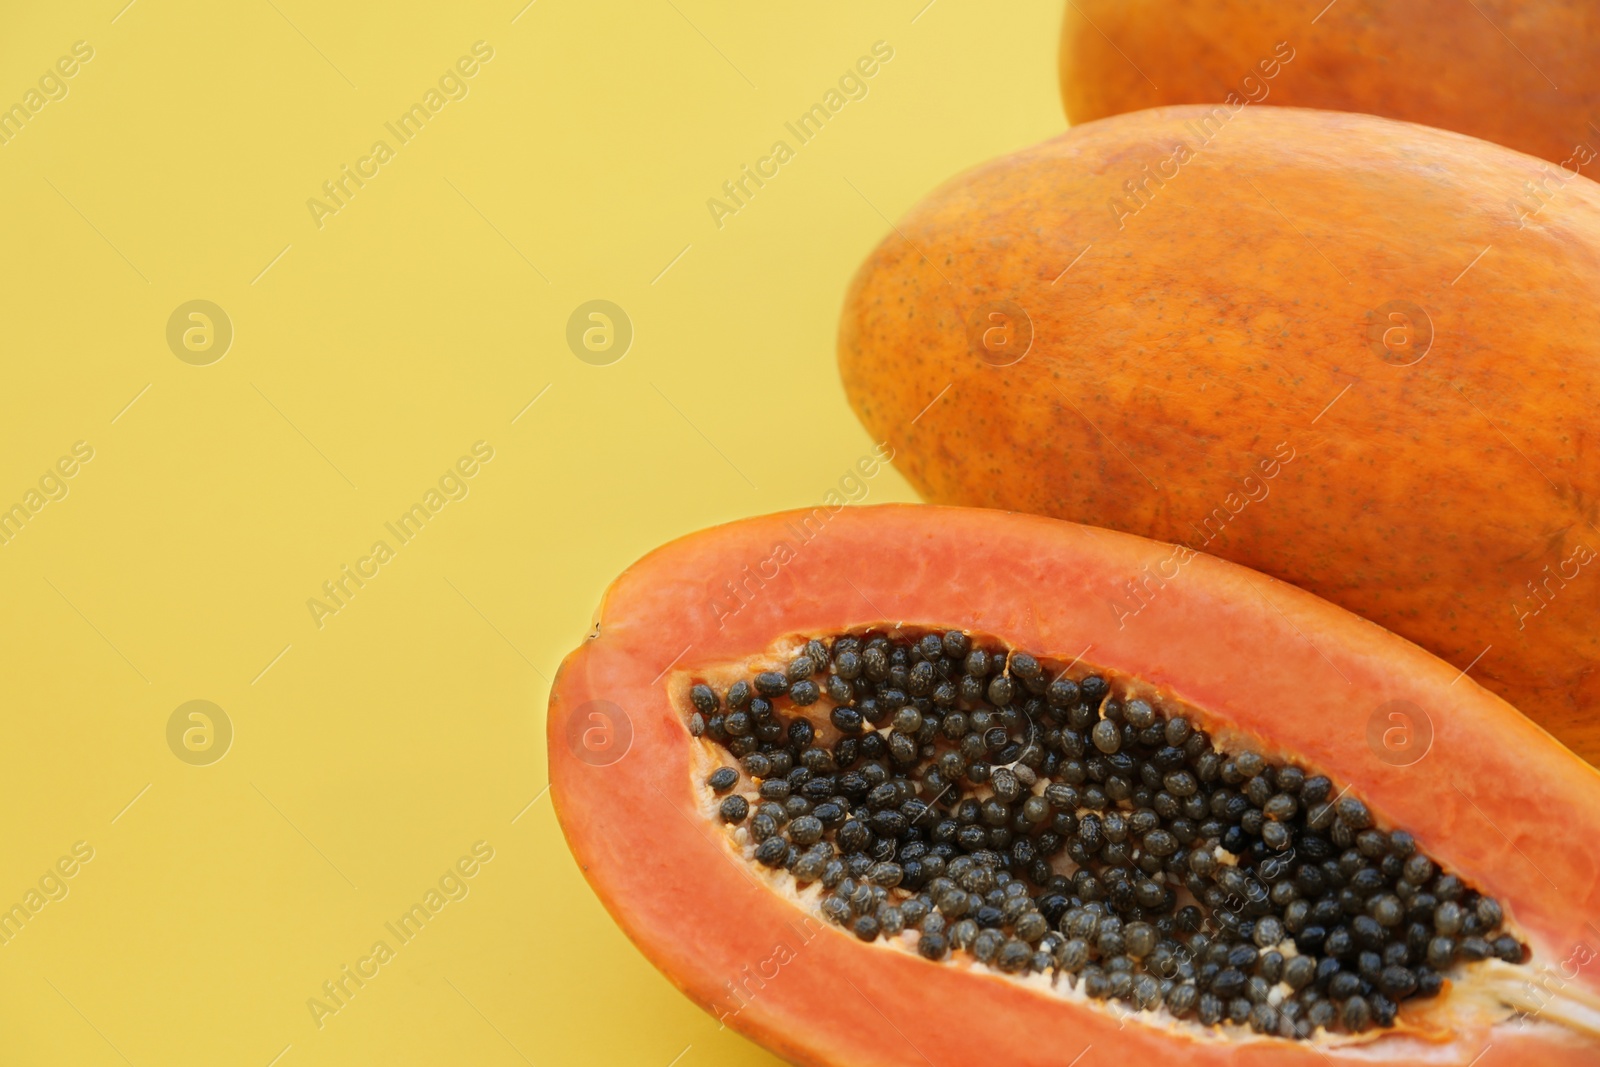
[1059,0,1600,167]
[838,106,1600,760]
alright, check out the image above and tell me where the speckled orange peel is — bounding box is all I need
[837,104,1600,763]
[549,505,1600,1066]
[1058,0,1600,168]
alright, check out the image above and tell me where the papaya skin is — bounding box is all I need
[549,504,1600,1066]
[837,106,1600,764]
[1059,0,1600,168]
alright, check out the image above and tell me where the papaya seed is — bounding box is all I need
[685,629,1529,1040]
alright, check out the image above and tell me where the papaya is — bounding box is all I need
[548,504,1600,1066]
[1058,0,1600,167]
[836,105,1600,762]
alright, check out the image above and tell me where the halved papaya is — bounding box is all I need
[835,105,1600,761]
[549,505,1600,1066]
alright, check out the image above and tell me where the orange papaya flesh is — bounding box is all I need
[549,505,1600,1066]
[836,105,1600,762]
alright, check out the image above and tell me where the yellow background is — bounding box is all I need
[0,1,1063,1063]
